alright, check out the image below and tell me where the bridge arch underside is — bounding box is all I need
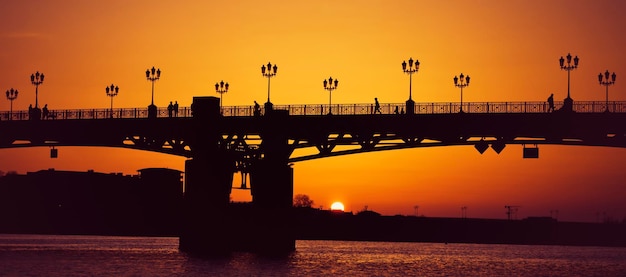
[1,112,626,163]
[2,133,626,162]
[0,137,192,157]
[286,135,626,162]
[0,118,194,157]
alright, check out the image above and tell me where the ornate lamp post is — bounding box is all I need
[453,73,470,113]
[215,80,229,112]
[146,66,161,118]
[323,76,339,115]
[261,62,278,113]
[5,88,18,120]
[559,53,579,111]
[30,71,44,109]
[598,70,616,112]
[105,84,119,118]
[402,57,419,114]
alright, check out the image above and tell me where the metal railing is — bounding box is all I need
[1,101,625,120]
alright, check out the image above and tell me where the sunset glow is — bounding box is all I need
[0,0,625,222]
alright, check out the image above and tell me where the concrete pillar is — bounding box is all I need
[180,158,233,254]
[179,96,234,255]
[249,109,296,254]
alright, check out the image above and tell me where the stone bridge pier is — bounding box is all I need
[249,109,295,254]
[180,97,294,255]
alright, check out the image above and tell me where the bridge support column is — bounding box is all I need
[249,162,294,254]
[179,96,235,255]
[180,158,233,254]
[249,109,295,254]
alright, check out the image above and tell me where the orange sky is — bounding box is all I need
[1,0,625,222]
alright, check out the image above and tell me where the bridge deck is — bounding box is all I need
[2,101,626,120]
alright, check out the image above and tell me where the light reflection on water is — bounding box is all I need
[0,234,624,276]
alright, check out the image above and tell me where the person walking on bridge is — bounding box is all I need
[374,98,381,114]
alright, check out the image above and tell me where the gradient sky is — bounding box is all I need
[1,0,625,222]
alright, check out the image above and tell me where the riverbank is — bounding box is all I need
[293,208,626,247]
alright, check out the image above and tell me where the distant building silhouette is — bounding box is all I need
[0,168,182,236]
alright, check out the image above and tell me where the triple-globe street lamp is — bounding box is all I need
[30,71,44,120]
[146,66,161,118]
[215,80,229,113]
[323,77,339,115]
[598,70,616,112]
[105,84,119,118]
[453,73,470,113]
[261,62,278,113]
[30,71,44,109]
[5,88,18,120]
[559,53,579,111]
[402,57,419,114]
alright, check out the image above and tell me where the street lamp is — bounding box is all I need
[146,66,161,118]
[105,84,119,118]
[402,57,419,114]
[598,70,616,112]
[453,73,470,113]
[30,71,44,109]
[215,80,229,112]
[559,53,579,111]
[323,76,339,115]
[261,62,278,113]
[5,88,18,120]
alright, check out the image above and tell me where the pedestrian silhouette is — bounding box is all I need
[374,98,381,114]
[42,104,49,119]
[394,106,399,114]
[174,101,179,117]
[253,101,261,116]
[547,93,555,112]
[167,101,173,117]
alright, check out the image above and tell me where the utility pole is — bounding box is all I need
[505,205,520,220]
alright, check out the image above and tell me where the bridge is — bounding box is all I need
[2,97,626,255]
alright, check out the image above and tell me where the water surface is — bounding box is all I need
[0,234,624,276]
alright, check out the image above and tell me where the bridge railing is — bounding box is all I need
[273,101,626,115]
[2,101,626,120]
[0,107,194,121]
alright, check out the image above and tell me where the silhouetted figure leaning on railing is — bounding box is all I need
[547,93,555,112]
[42,104,49,120]
[167,101,174,117]
[253,101,261,116]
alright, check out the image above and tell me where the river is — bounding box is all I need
[0,234,624,276]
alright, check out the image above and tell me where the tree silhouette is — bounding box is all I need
[293,194,314,208]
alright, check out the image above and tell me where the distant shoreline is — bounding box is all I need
[2,207,624,248]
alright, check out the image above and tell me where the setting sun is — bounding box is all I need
[330,202,345,211]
